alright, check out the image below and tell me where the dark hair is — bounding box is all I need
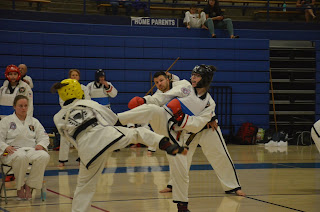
[208,0,220,11]
[51,82,68,94]
[13,95,28,106]
[153,71,168,79]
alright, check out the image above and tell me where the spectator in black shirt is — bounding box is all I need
[204,0,239,38]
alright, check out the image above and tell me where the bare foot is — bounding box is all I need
[235,189,246,196]
[147,151,153,156]
[24,184,32,200]
[57,163,65,167]
[159,187,172,193]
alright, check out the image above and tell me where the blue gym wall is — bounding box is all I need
[1,18,319,134]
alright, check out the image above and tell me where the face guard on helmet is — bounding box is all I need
[58,79,84,102]
[191,65,216,88]
[5,65,21,82]
[95,69,105,83]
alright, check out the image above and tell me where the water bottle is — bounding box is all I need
[283,2,287,12]
[41,181,47,201]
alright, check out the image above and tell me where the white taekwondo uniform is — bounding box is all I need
[87,81,117,109]
[58,84,91,163]
[54,99,166,212]
[118,79,214,203]
[130,74,181,153]
[152,75,242,193]
[0,80,33,118]
[21,75,34,89]
[311,120,320,153]
[0,113,50,190]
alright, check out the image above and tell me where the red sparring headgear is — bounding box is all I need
[5,65,21,82]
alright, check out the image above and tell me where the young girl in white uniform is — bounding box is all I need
[0,95,50,200]
[58,69,91,167]
[0,65,33,119]
[51,79,187,212]
[87,69,117,109]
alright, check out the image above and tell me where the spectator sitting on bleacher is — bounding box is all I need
[203,0,239,39]
[296,0,316,22]
[183,4,207,30]
[110,0,132,16]
[18,64,33,89]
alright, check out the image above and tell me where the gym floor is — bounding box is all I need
[0,144,319,212]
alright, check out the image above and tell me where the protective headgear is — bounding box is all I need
[192,65,216,88]
[58,79,84,102]
[5,65,21,82]
[95,69,105,83]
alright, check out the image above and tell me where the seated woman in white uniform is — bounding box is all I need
[0,95,50,200]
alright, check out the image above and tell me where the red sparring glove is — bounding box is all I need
[128,96,145,109]
[166,99,185,122]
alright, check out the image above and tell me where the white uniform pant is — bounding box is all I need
[59,135,70,162]
[187,127,241,191]
[1,148,50,190]
[311,120,320,153]
[72,126,165,212]
[118,104,189,203]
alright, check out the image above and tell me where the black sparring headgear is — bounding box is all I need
[95,69,105,83]
[192,65,216,88]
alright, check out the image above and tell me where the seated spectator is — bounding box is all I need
[110,0,132,16]
[296,0,316,22]
[18,64,33,89]
[0,95,50,200]
[204,0,239,39]
[183,4,207,30]
[0,65,33,119]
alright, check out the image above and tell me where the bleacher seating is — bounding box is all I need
[1,19,320,40]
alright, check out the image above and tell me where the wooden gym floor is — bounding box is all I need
[0,144,319,212]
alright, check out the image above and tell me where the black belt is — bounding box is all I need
[72,118,98,140]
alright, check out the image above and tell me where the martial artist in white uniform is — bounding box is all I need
[52,79,187,212]
[58,69,91,166]
[0,95,50,200]
[155,73,244,196]
[0,65,33,119]
[130,72,180,155]
[118,65,216,211]
[87,69,117,109]
[18,64,34,89]
[311,120,320,153]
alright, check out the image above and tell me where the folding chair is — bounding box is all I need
[0,163,38,203]
[0,164,15,204]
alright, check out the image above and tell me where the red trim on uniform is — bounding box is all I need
[181,115,189,128]
[106,86,113,93]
